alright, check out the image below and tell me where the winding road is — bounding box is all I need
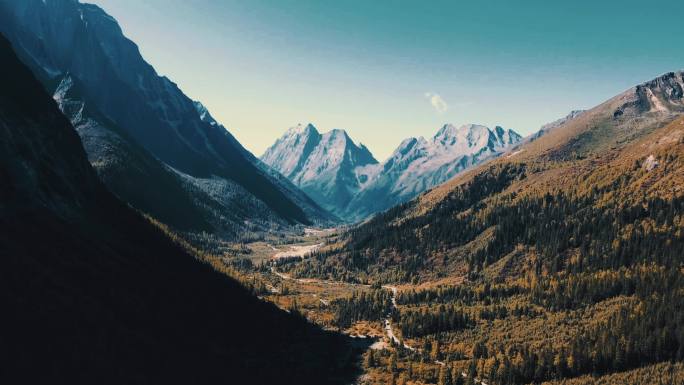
[269,265,487,384]
[380,285,416,351]
[270,269,415,352]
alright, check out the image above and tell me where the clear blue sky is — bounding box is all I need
[89,0,684,160]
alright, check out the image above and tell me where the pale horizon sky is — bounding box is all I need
[89,0,684,161]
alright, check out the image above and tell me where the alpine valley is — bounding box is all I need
[1,1,683,385]
[0,0,334,249]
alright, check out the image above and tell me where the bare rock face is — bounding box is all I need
[615,71,684,117]
[643,154,659,171]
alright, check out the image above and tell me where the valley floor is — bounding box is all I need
[207,230,684,385]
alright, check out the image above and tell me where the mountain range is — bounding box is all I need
[0,0,333,246]
[290,69,684,281]
[0,0,525,231]
[281,69,684,383]
[262,122,522,221]
[2,1,684,383]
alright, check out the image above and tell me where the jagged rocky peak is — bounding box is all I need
[262,119,524,221]
[290,122,319,135]
[320,128,351,146]
[318,128,377,165]
[496,125,523,145]
[262,120,522,221]
[433,123,475,144]
[271,123,320,142]
[432,123,520,149]
[640,71,684,97]
[636,71,684,112]
[394,136,425,156]
[262,124,377,178]
[615,70,684,117]
[261,123,323,179]
[260,124,378,218]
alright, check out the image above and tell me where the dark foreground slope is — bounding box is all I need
[0,35,353,385]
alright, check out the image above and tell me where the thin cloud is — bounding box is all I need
[424,92,448,114]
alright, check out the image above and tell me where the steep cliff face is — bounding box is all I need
[0,0,332,235]
[615,71,684,117]
[0,41,101,217]
[52,74,216,231]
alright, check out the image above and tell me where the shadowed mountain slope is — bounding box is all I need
[0,34,353,385]
[0,0,335,241]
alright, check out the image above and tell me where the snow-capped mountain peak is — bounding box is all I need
[263,122,522,221]
[430,123,519,154]
[261,123,322,179]
[261,124,378,217]
[432,123,460,144]
[287,122,319,136]
[432,123,493,148]
[338,123,521,220]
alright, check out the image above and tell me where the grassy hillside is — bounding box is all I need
[292,71,684,283]
[281,71,684,384]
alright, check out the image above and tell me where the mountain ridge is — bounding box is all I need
[0,33,354,384]
[262,122,522,221]
[0,0,333,239]
[287,68,684,283]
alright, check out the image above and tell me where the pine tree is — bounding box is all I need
[389,351,398,373]
[438,363,453,385]
[365,350,375,368]
[468,358,478,379]
[431,339,442,361]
